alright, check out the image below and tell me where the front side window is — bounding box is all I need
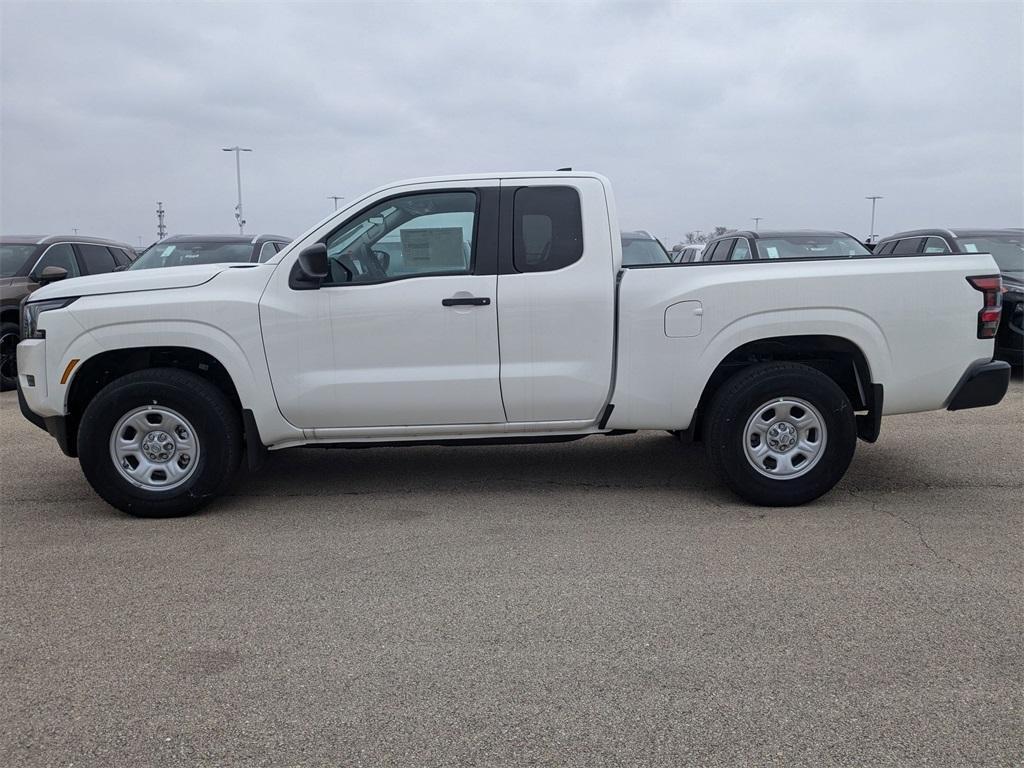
[513,187,583,272]
[756,236,870,259]
[955,235,1024,273]
[32,243,81,279]
[324,191,476,285]
[78,243,116,274]
[730,238,752,261]
[893,238,923,255]
[875,241,897,255]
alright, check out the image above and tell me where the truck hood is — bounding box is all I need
[28,264,239,302]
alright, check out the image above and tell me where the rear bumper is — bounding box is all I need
[946,360,1011,411]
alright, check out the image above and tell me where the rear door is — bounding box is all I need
[496,177,615,424]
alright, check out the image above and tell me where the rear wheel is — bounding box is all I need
[78,368,242,517]
[704,362,856,506]
[0,322,19,391]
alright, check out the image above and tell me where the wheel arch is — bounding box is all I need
[1,306,21,325]
[687,334,881,443]
[63,346,244,458]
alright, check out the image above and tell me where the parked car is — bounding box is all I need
[17,171,1009,517]
[130,234,292,270]
[0,235,135,390]
[699,230,872,262]
[874,229,1023,365]
[674,244,705,263]
[621,230,671,265]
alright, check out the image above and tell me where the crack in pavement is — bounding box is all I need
[847,488,1014,604]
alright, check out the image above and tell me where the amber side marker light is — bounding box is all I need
[60,358,81,385]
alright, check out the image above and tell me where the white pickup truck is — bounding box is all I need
[17,171,1010,517]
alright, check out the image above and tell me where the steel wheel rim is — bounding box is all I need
[743,397,827,479]
[109,406,200,491]
[0,331,18,380]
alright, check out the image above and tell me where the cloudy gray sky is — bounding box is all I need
[1,0,1021,246]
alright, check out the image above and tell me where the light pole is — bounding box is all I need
[222,146,253,234]
[327,195,345,210]
[156,201,167,240]
[752,217,763,232]
[865,195,883,243]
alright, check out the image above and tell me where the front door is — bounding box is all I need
[261,184,505,430]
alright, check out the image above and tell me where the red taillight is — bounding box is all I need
[967,275,1003,339]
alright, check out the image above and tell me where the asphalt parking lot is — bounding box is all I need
[2,379,1022,768]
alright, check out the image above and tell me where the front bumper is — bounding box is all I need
[16,337,76,457]
[946,360,1011,411]
[18,378,75,456]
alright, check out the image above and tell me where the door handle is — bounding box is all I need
[442,296,491,307]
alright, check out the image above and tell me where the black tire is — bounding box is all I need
[0,321,20,392]
[703,362,856,506]
[78,368,242,517]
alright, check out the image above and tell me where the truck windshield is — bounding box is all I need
[0,244,38,277]
[131,242,253,269]
[755,236,870,259]
[621,237,670,265]
[955,235,1024,274]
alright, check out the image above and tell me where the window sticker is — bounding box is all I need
[765,246,780,259]
[963,243,979,253]
[400,227,465,269]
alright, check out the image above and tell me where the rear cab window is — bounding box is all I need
[513,187,583,272]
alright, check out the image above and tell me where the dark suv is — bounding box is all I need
[130,234,292,270]
[874,229,1023,365]
[0,235,136,390]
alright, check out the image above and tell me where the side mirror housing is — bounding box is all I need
[288,244,327,290]
[289,243,329,290]
[36,266,69,286]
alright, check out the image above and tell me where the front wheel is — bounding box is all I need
[704,362,857,506]
[78,368,242,517]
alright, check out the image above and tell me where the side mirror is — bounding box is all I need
[36,266,69,285]
[289,243,329,290]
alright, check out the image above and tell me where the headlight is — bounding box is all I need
[21,297,77,339]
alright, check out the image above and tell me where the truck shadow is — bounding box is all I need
[226,431,729,505]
